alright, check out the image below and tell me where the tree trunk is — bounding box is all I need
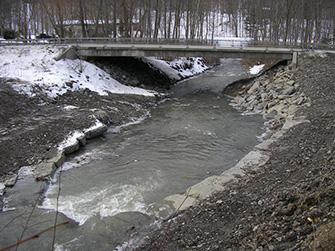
[79,0,86,37]
[153,0,161,38]
[113,0,117,38]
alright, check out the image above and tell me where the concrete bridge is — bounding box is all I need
[49,38,302,68]
[71,44,298,61]
[0,37,310,64]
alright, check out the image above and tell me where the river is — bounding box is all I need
[0,59,265,250]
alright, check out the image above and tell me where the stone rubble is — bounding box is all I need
[0,122,109,188]
[229,65,310,125]
[32,123,108,181]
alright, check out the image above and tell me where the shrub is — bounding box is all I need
[3,29,16,39]
[37,33,51,39]
[321,37,332,45]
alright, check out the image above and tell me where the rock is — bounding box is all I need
[0,183,5,196]
[246,104,254,111]
[234,150,270,170]
[271,130,285,139]
[266,83,276,91]
[267,101,277,109]
[297,96,306,105]
[268,103,287,115]
[264,110,277,119]
[281,112,288,119]
[187,176,228,200]
[261,93,268,102]
[254,138,276,152]
[164,194,198,211]
[282,115,310,131]
[257,102,267,109]
[283,87,296,95]
[263,79,270,86]
[49,151,65,168]
[247,81,260,94]
[247,95,257,103]
[236,97,246,106]
[274,114,284,120]
[287,105,299,115]
[64,140,80,155]
[3,174,18,187]
[275,86,284,93]
[270,91,278,99]
[33,162,56,180]
[287,80,295,86]
[279,203,297,216]
[95,110,111,124]
[77,134,87,146]
[278,95,290,100]
[85,124,108,139]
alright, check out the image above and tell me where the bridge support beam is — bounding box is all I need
[54,47,77,61]
[292,52,298,70]
[74,44,297,61]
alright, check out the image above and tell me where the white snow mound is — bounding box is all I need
[0,45,156,97]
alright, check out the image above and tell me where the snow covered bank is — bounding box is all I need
[0,45,156,97]
[0,45,213,98]
[249,64,265,75]
[145,57,209,80]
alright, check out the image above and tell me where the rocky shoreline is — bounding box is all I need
[157,59,310,212]
[136,52,335,250]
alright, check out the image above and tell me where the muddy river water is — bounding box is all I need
[0,59,265,250]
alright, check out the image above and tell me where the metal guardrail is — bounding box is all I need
[0,37,334,50]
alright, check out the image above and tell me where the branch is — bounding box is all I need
[52,166,63,251]
[0,221,69,251]
[156,189,190,251]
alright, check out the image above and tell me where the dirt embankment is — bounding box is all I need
[136,53,335,250]
[0,78,157,185]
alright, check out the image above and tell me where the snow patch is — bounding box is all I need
[85,120,106,131]
[58,130,84,151]
[63,105,79,110]
[0,45,156,97]
[144,57,209,80]
[164,57,209,78]
[249,64,265,75]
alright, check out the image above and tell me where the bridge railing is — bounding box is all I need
[0,37,334,50]
[0,37,214,46]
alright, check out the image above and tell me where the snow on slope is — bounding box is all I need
[249,64,265,75]
[0,45,156,97]
[147,57,209,79]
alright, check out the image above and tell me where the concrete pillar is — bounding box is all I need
[292,52,298,70]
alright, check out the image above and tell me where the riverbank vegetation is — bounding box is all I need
[0,0,334,45]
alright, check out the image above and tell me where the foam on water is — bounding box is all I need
[42,175,159,225]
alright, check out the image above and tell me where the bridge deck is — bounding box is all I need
[75,44,298,60]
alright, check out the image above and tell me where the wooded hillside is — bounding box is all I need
[1,0,334,45]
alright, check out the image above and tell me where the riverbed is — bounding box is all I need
[0,59,265,250]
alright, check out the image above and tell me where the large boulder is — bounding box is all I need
[85,124,108,139]
[283,87,296,95]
